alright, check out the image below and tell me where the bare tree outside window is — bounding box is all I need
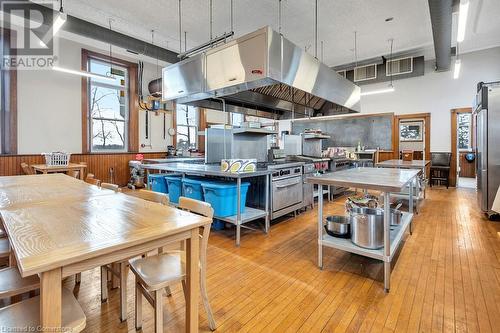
[458,113,472,150]
[88,58,128,152]
[176,104,198,150]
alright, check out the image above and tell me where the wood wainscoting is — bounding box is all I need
[0,153,165,186]
[458,151,476,178]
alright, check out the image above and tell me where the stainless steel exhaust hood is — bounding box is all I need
[162,26,361,118]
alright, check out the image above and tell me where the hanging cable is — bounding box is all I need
[314,0,318,58]
[389,38,394,88]
[108,18,114,73]
[178,0,182,53]
[278,0,282,35]
[354,31,358,68]
[230,0,234,32]
[210,0,213,41]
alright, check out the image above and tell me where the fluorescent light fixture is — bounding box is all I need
[360,86,395,96]
[457,0,469,42]
[52,66,116,82]
[53,11,67,35]
[453,59,461,79]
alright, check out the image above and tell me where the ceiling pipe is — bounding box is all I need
[428,0,453,71]
[21,2,179,63]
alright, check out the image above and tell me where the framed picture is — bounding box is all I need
[399,121,423,142]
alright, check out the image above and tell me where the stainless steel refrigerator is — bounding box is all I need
[474,82,500,215]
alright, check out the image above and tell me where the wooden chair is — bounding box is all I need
[129,197,216,332]
[85,173,101,186]
[130,189,169,205]
[0,288,86,332]
[0,267,40,303]
[429,152,452,188]
[20,163,34,175]
[0,238,11,266]
[99,189,168,322]
[101,183,121,192]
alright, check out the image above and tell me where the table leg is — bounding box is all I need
[236,178,241,247]
[264,174,270,234]
[186,228,200,333]
[40,268,62,331]
[79,167,85,180]
[317,185,323,269]
[120,262,128,322]
[383,192,390,293]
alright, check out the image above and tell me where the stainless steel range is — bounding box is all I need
[267,162,304,220]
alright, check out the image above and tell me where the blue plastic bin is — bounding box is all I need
[212,219,225,231]
[165,176,182,204]
[201,181,250,217]
[182,178,205,201]
[148,174,167,193]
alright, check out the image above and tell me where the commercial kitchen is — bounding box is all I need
[1,0,500,332]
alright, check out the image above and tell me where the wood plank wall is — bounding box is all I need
[0,153,165,186]
[458,152,476,178]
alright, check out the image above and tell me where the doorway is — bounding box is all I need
[394,113,431,161]
[451,108,476,188]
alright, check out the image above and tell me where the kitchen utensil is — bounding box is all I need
[325,215,350,238]
[349,207,384,249]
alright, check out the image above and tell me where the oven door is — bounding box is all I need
[272,176,303,212]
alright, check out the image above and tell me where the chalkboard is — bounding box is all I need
[291,114,393,150]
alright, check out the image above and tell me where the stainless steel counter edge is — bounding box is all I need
[141,162,272,178]
[306,168,420,193]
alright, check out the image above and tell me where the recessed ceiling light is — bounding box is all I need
[385,17,394,22]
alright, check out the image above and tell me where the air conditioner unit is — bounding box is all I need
[354,64,377,82]
[386,57,413,76]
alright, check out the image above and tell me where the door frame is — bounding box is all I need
[394,113,431,161]
[450,107,474,187]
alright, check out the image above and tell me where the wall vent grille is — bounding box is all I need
[354,64,377,82]
[386,57,413,76]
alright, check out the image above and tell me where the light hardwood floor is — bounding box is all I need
[55,187,500,332]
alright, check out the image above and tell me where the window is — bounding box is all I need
[82,49,138,153]
[176,104,198,150]
[231,113,244,126]
[88,59,128,152]
[458,113,472,150]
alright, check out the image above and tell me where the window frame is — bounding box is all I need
[0,28,17,155]
[81,49,138,153]
[175,104,199,150]
[88,58,129,153]
[457,112,472,151]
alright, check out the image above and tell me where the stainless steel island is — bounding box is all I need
[307,167,420,292]
[141,162,271,246]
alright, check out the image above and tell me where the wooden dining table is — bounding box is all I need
[0,174,210,332]
[31,163,87,180]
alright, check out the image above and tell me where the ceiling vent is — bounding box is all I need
[337,70,346,78]
[354,64,377,82]
[386,57,413,76]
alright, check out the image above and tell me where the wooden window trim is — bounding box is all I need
[81,49,138,153]
[1,28,18,155]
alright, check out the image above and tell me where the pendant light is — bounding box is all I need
[361,38,396,96]
[53,16,115,82]
[453,43,461,79]
[39,0,67,47]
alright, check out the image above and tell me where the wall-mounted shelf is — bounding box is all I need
[233,128,278,135]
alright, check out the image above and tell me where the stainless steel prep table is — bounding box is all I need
[142,157,205,164]
[142,162,271,247]
[376,159,430,204]
[307,167,420,292]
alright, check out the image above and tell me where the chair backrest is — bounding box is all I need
[101,183,121,192]
[85,174,101,186]
[431,152,452,167]
[178,197,214,259]
[136,189,169,205]
[20,163,34,175]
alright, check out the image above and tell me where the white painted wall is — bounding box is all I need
[16,37,172,154]
[359,46,500,151]
[279,47,500,152]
